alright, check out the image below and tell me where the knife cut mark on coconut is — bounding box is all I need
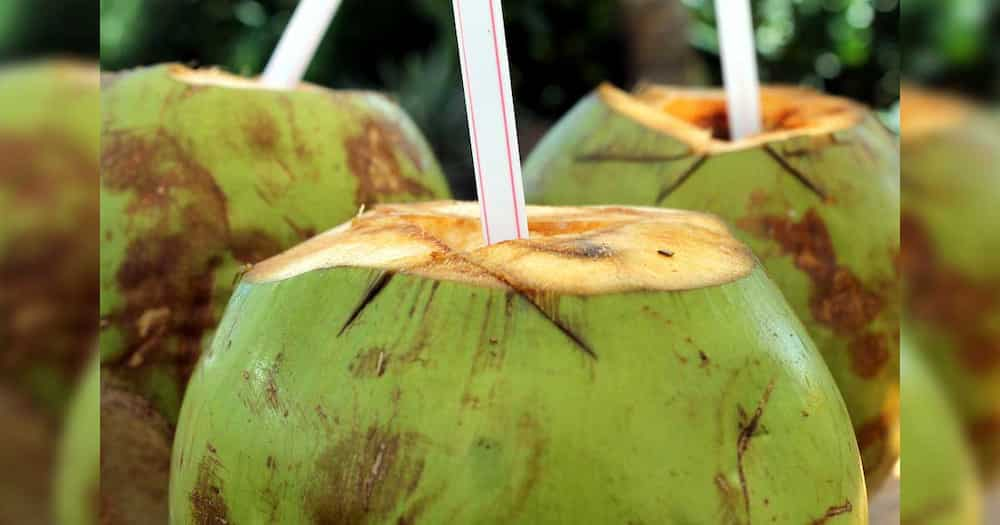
[247,201,755,295]
[602,84,866,151]
[249,202,754,360]
[592,85,851,202]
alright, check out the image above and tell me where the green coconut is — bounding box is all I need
[523,84,900,489]
[100,63,451,425]
[170,202,866,524]
[899,87,1000,477]
[54,354,100,525]
[0,60,98,525]
[901,329,982,525]
[0,60,99,413]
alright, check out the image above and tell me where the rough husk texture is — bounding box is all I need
[900,88,1000,477]
[901,331,982,525]
[523,84,900,489]
[171,203,866,524]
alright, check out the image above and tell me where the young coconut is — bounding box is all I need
[100,64,451,425]
[901,329,983,525]
[170,202,867,524]
[900,87,1000,477]
[523,84,900,489]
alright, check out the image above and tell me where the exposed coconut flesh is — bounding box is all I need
[248,201,755,294]
[599,83,868,153]
[900,85,974,140]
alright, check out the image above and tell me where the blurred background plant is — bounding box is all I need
[901,0,999,100]
[0,0,98,60]
[96,0,899,198]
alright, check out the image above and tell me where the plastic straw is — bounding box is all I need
[261,0,342,89]
[714,0,762,140]
[452,0,529,245]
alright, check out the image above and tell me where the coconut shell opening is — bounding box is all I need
[600,83,867,153]
[900,86,974,140]
[248,201,754,294]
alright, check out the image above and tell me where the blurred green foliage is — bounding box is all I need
[684,0,899,108]
[901,0,999,99]
[0,0,98,60]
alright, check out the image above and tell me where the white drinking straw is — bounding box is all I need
[714,0,762,139]
[261,0,343,89]
[452,0,529,245]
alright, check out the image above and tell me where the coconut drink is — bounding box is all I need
[170,202,867,524]
[100,64,451,423]
[522,85,900,488]
[901,329,983,524]
[900,87,1000,477]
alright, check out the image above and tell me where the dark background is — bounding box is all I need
[901,0,1000,100]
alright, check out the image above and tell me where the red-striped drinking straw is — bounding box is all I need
[452,0,529,245]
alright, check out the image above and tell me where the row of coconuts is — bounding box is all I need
[0,59,994,524]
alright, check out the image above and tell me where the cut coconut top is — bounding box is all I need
[599,83,867,154]
[900,86,974,140]
[248,201,755,295]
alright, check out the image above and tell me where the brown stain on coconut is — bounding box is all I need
[101,128,287,401]
[308,426,426,525]
[189,444,231,525]
[0,133,99,394]
[346,119,434,207]
[809,500,853,525]
[245,110,280,152]
[900,213,1000,372]
[740,208,889,378]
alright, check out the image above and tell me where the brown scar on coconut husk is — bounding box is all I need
[308,426,427,524]
[736,379,776,523]
[739,209,890,378]
[101,128,289,389]
[189,444,230,525]
[900,213,1000,372]
[0,133,99,391]
[346,119,435,207]
[810,500,853,525]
